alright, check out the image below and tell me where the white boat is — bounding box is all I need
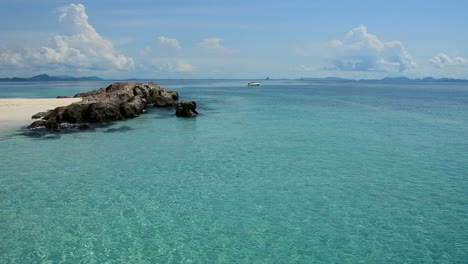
[248,81,261,86]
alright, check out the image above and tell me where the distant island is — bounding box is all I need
[0,74,104,82]
[1,74,467,83]
[299,76,468,83]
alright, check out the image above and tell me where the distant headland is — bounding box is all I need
[298,76,468,83]
[0,74,103,82]
[1,74,468,83]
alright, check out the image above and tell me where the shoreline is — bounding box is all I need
[0,98,82,126]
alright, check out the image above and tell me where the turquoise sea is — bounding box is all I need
[0,80,467,263]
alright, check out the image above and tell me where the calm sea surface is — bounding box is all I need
[0,80,467,263]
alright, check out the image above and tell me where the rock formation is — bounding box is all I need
[28,82,197,131]
[175,101,198,117]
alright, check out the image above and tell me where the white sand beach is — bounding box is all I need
[0,98,81,125]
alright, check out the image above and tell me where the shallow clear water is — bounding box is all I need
[0,80,467,263]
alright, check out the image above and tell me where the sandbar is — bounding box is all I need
[0,98,81,125]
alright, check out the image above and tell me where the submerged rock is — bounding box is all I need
[104,126,134,133]
[78,124,93,130]
[21,130,45,138]
[27,82,190,131]
[41,134,61,140]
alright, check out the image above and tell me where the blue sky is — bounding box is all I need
[0,0,467,79]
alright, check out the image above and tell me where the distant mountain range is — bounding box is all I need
[0,74,467,83]
[0,74,104,82]
[380,77,468,82]
[299,76,468,83]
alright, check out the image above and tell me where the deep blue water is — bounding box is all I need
[0,80,467,263]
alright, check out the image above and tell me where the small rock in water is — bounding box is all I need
[175,101,198,117]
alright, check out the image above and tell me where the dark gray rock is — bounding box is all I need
[120,95,145,118]
[86,102,123,123]
[175,101,198,117]
[59,103,89,123]
[78,124,93,130]
[28,82,185,131]
[152,87,179,107]
[31,112,50,119]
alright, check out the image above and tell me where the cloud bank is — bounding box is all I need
[430,53,467,68]
[137,36,193,74]
[0,4,134,75]
[327,25,415,73]
[0,47,23,67]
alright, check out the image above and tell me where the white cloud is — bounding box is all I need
[155,36,182,58]
[176,62,193,72]
[327,25,415,72]
[46,4,134,70]
[197,38,236,54]
[0,4,134,74]
[0,47,23,66]
[154,61,194,73]
[157,36,182,52]
[430,53,467,68]
[137,45,193,74]
[137,36,194,74]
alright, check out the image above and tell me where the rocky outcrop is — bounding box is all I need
[175,101,198,117]
[28,82,185,131]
